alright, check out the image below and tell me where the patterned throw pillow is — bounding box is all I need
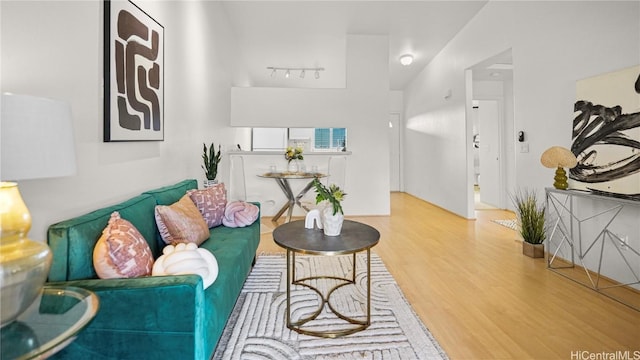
[93,211,154,279]
[155,194,209,246]
[187,183,227,228]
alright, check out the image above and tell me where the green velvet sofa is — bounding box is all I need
[45,179,260,359]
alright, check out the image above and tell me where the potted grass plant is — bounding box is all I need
[312,178,346,236]
[511,188,546,258]
[202,142,222,188]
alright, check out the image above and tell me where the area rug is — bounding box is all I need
[492,219,517,230]
[213,253,448,360]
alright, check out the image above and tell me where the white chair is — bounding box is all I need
[228,155,246,202]
[326,155,347,190]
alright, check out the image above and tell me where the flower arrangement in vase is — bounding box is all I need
[284,146,304,173]
[312,178,346,236]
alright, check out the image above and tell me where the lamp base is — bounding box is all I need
[553,167,569,190]
[0,238,52,327]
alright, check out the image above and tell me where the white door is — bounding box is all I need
[477,100,501,207]
[389,113,401,192]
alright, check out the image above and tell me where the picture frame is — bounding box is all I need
[104,0,164,142]
[570,65,640,196]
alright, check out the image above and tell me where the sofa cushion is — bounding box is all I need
[93,211,154,279]
[47,195,158,281]
[187,183,226,228]
[142,179,198,206]
[155,195,209,246]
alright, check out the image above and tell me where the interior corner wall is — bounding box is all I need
[230,35,391,216]
[403,1,640,218]
[0,1,243,240]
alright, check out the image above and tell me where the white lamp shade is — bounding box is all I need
[1,93,77,181]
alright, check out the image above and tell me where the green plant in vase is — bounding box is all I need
[511,188,546,258]
[312,178,347,236]
[202,142,222,187]
[312,178,346,215]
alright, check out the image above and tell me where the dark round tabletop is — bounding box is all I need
[273,220,380,255]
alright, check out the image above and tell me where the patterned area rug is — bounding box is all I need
[492,219,518,230]
[213,254,448,360]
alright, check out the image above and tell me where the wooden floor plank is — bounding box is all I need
[257,192,640,359]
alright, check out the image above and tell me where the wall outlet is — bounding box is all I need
[618,234,629,250]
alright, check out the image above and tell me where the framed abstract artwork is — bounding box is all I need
[104,0,164,142]
[571,65,640,198]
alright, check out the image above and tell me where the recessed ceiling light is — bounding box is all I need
[490,72,501,77]
[399,54,414,66]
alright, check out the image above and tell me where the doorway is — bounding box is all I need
[474,100,501,209]
[389,112,401,192]
[468,49,514,212]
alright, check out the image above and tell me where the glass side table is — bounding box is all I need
[1,285,99,360]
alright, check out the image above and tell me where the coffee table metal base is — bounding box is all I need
[285,250,371,338]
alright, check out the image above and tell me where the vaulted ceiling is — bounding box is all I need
[221,1,488,90]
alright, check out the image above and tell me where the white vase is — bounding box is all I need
[204,179,218,188]
[321,206,344,236]
[287,160,299,173]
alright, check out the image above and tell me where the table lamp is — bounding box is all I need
[0,93,76,327]
[540,146,578,190]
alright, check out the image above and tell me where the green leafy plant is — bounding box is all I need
[511,188,546,244]
[202,142,222,181]
[312,178,346,215]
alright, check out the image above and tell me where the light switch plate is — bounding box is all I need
[520,142,529,153]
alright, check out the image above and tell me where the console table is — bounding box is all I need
[1,285,99,359]
[545,187,640,311]
[258,172,325,223]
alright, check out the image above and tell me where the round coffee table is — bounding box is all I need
[273,219,380,338]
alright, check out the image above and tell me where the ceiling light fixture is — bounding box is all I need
[266,67,324,80]
[399,54,414,66]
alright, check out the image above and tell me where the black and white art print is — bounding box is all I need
[104,0,164,142]
[571,65,640,198]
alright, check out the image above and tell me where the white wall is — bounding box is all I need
[403,1,640,218]
[403,1,640,287]
[230,35,391,216]
[0,1,245,240]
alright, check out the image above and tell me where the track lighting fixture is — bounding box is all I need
[266,67,324,79]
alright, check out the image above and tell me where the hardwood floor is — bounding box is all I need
[257,192,640,359]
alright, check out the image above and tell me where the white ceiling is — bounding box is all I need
[220,1,489,90]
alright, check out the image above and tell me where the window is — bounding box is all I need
[314,128,346,150]
[251,127,347,152]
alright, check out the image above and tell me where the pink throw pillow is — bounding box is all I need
[93,212,154,279]
[187,183,226,228]
[155,194,210,246]
[222,201,259,228]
